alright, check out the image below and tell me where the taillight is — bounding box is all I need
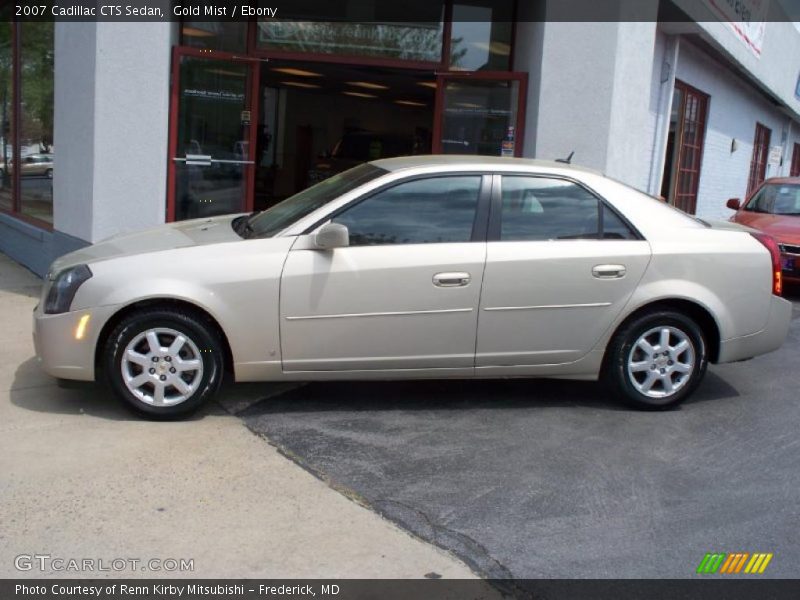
[751,232,782,296]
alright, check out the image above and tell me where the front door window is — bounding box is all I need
[332,175,482,245]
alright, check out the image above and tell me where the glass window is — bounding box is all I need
[333,176,481,245]
[173,56,252,221]
[256,1,445,62]
[248,163,387,237]
[439,78,519,156]
[0,23,12,214]
[450,1,514,71]
[19,22,54,224]
[180,21,248,53]
[500,177,600,241]
[746,183,800,215]
[745,186,768,213]
[602,205,637,239]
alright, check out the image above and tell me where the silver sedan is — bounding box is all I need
[33,156,792,418]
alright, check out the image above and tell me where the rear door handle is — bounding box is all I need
[433,272,471,287]
[592,264,627,279]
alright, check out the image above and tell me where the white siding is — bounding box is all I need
[53,22,176,243]
[674,41,798,221]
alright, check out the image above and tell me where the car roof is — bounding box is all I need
[371,154,603,176]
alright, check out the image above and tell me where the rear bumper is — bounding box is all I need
[717,295,793,363]
[33,303,121,381]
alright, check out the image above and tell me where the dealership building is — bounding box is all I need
[1,0,800,276]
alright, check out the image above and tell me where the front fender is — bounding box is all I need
[70,238,295,377]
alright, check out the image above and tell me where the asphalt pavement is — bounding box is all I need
[238,290,800,580]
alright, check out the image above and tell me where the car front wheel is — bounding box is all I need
[104,308,224,419]
[605,310,708,410]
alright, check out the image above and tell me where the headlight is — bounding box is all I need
[44,264,93,314]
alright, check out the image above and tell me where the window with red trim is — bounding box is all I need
[747,123,771,196]
[0,22,54,229]
[791,142,800,178]
[671,81,709,215]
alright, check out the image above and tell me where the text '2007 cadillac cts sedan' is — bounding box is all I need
[34,156,792,418]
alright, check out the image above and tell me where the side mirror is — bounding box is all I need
[726,198,741,210]
[312,222,349,250]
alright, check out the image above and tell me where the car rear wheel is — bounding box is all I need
[604,310,708,410]
[104,308,224,419]
[45,168,53,179]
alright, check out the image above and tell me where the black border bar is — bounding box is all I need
[4,0,800,23]
[4,579,800,600]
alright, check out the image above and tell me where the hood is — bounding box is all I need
[733,212,800,244]
[49,214,244,275]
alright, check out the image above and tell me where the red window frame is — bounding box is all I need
[791,142,800,178]
[671,80,709,215]
[244,0,516,73]
[168,6,525,222]
[0,22,53,231]
[747,122,771,196]
[165,46,261,222]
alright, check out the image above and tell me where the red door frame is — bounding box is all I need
[432,71,528,157]
[670,79,709,215]
[167,6,525,222]
[0,22,54,231]
[747,122,771,197]
[166,46,261,222]
[790,142,800,178]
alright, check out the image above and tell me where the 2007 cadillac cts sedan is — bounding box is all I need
[34,156,792,418]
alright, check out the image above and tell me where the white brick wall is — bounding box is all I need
[675,41,799,221]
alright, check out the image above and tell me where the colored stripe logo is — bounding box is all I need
[697,552,773,574]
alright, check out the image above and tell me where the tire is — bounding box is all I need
[45,168,53,179]
[604,310,708,410]
[104,308,225,419]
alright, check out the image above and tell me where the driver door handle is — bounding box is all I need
[433,272,471,287]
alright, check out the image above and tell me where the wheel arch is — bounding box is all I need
[94,298,235,380]
[604,298,722,366]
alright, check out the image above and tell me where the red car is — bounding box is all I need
[728,177,800,285]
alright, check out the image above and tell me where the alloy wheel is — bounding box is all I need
[120,327,204,406]
[626,326,696,399]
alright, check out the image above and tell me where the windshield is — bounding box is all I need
[746,183,800,216]
[245,163,387,238]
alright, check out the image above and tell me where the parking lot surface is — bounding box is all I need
[239,292,800,579]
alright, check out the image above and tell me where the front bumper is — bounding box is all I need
[717,294,793,363]
[33,303,121,381]
[781,252,800,284]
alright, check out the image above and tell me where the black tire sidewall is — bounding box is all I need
[104,309,223,419]
[608,311,708,410]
